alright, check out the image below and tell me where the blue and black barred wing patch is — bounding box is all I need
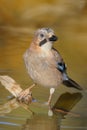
[57,62,67,73]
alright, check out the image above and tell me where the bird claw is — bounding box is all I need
[17,84,35,104]
[17,89,32,104]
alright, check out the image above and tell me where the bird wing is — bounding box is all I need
[52,48,83,90]
[52,48,67,73]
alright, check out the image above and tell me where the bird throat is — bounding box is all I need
[41,41,53,52]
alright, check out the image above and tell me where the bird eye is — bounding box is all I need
[40,34,44,38]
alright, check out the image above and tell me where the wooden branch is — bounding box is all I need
[0,75,32,105]
[0,75,23,97]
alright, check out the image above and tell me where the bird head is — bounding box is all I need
[32,28,58,51]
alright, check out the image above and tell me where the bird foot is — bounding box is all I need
[17,84,35,104]
[17,88,32,104]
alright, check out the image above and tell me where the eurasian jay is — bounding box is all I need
[19,28,82,106]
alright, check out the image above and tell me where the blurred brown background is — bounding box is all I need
[0,0,87,88]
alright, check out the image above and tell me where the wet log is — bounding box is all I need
[0,75,32,104]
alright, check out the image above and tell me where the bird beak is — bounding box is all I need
[49,35,58,42]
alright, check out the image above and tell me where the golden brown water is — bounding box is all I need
[0,0,87,130]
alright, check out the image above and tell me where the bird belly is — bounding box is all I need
[27,63,63,88]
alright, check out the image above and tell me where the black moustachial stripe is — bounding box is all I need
[39,39,47,46]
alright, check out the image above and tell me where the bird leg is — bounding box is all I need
[47,88,55,116]
[47,88,55,106]
[17,83,36,104]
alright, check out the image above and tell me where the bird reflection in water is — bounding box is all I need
[0,92,82,116]
[0,91,82,130]
[21,92,82,130]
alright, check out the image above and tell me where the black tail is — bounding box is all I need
[63,77,83,90]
